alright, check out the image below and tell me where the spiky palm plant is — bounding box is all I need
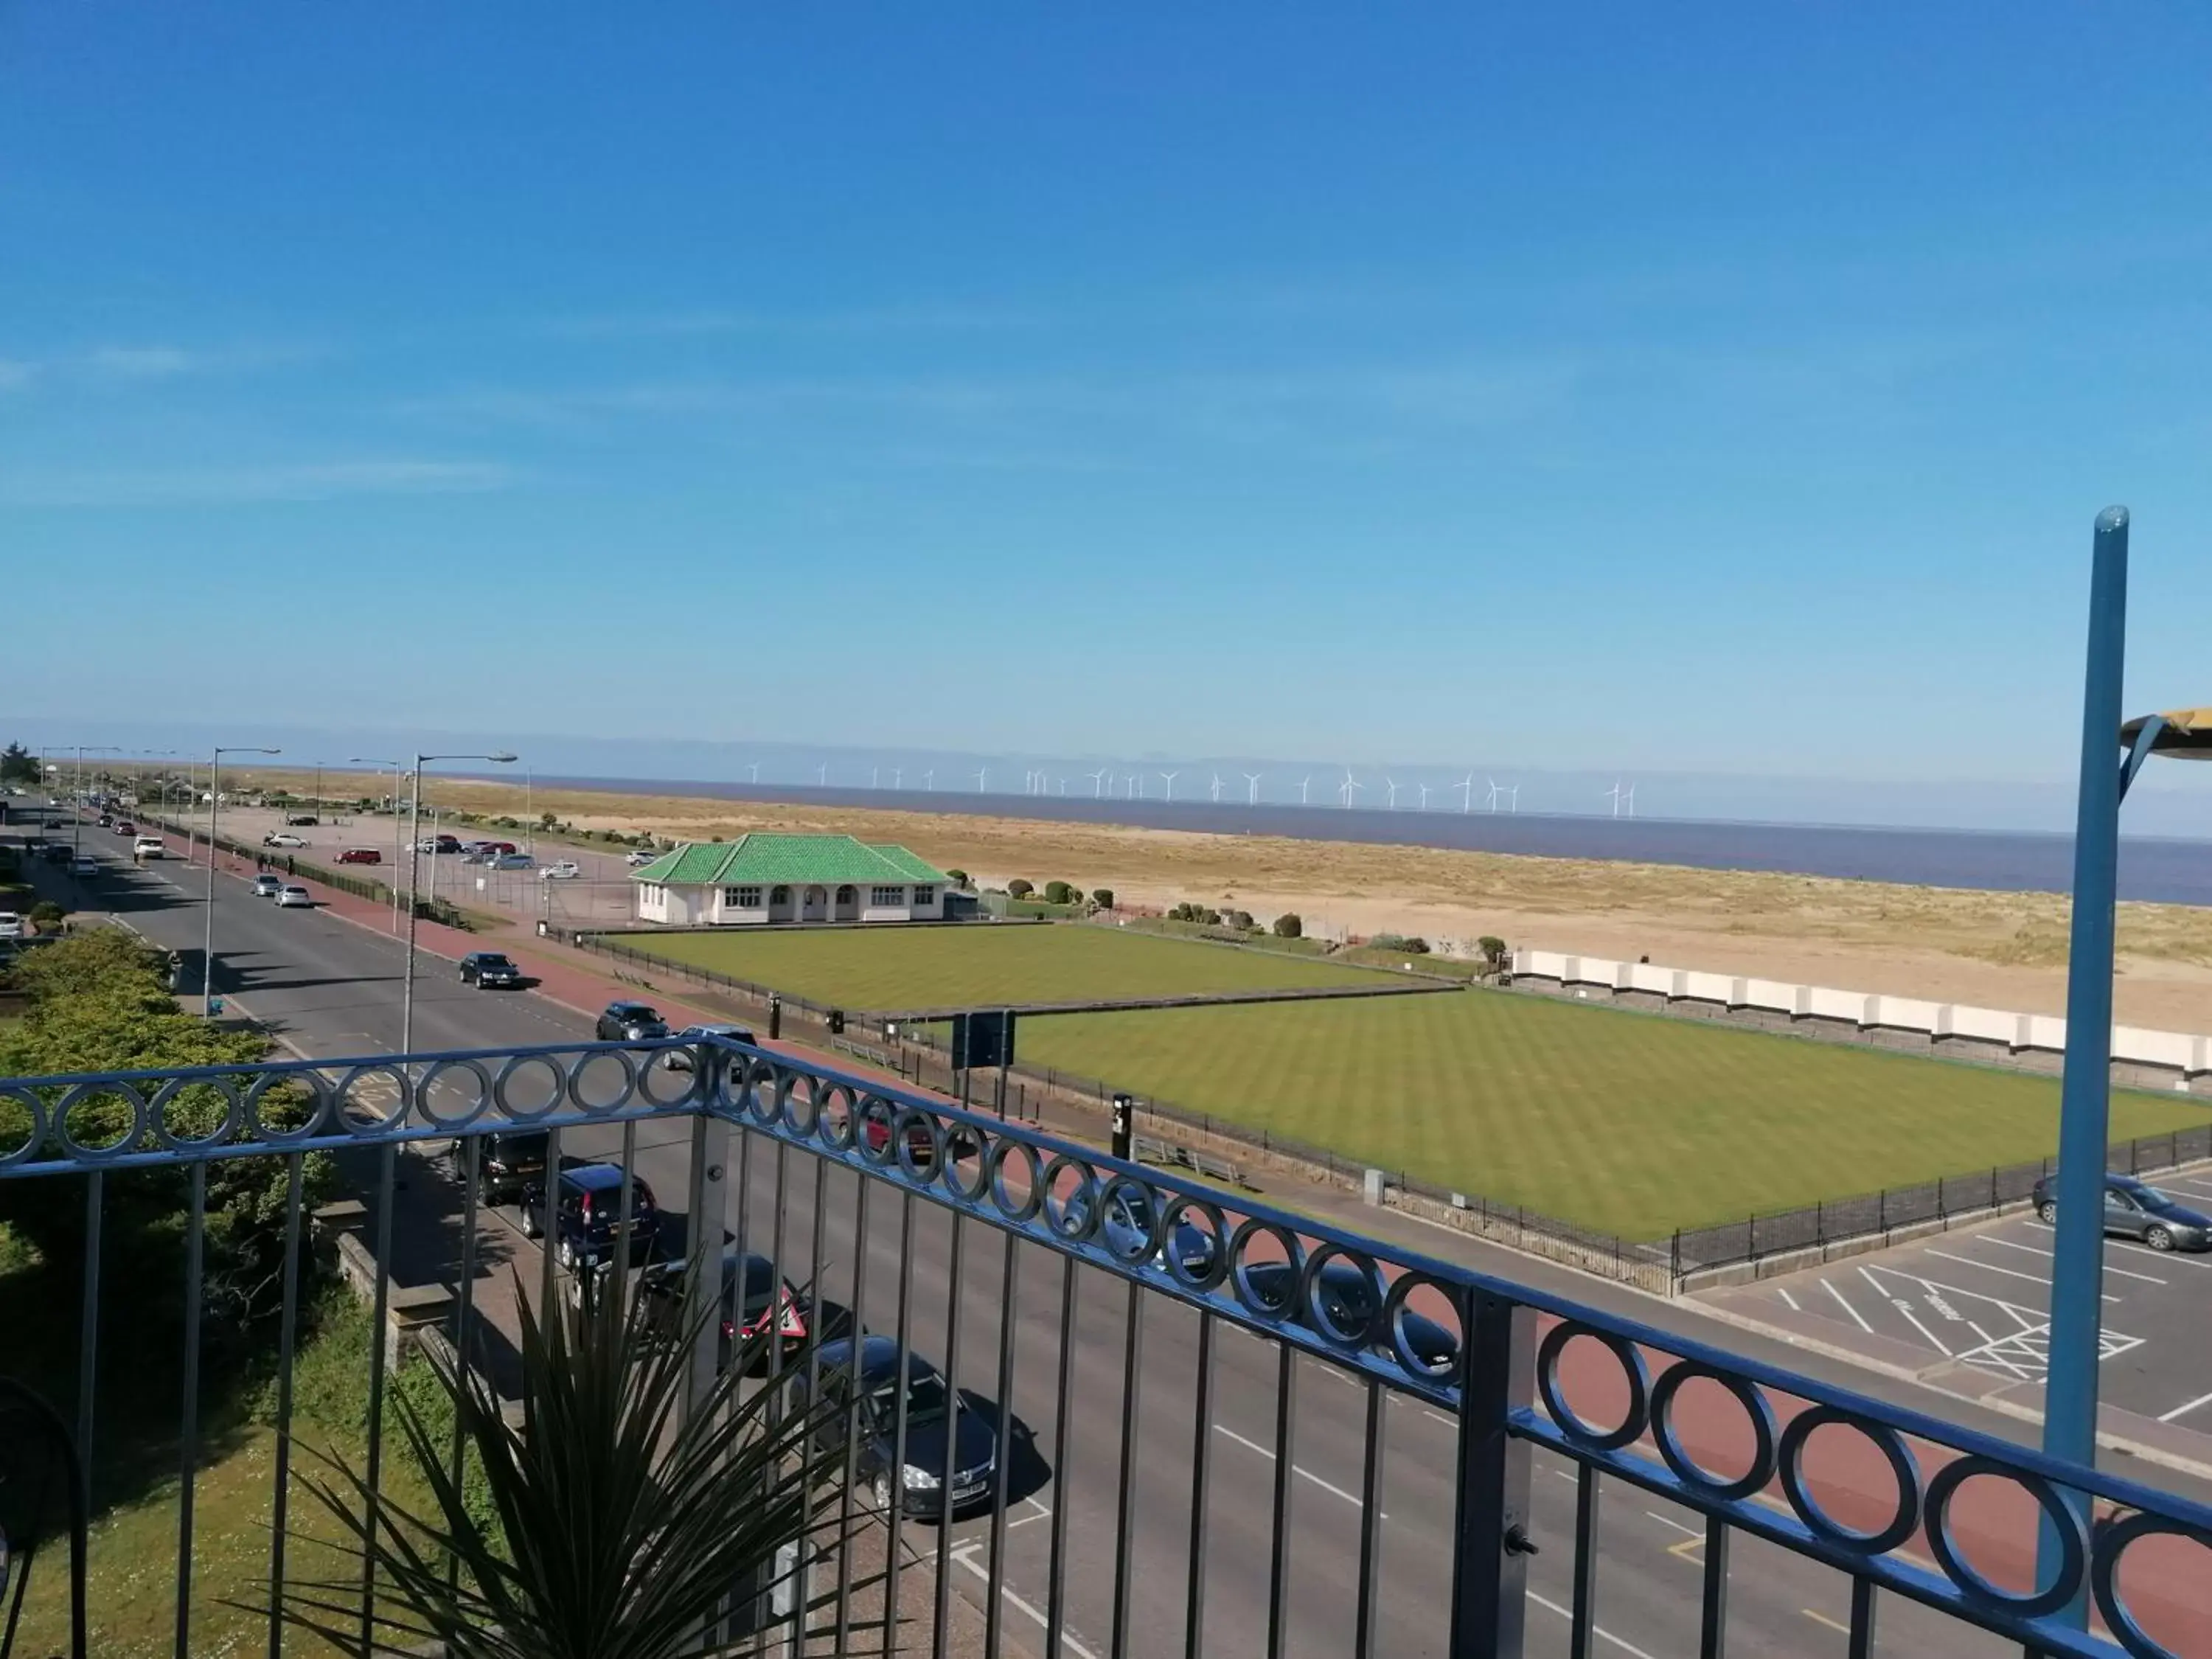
[257,1268,851,1658]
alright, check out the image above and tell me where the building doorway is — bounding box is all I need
[801,885,828,922]
[768,885,794,922]
[833,884,859,922]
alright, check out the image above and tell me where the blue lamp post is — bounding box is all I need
[2040,506,2205,1611]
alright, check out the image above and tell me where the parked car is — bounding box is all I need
[285,814,320,827]
[625,849,661,866]
[519,1163,661,1273]
[459,950,524,988]
[443,1128,552,1206]
[490,852,535,871]
[0,912,22,939]
[794,1337,1002,1517]
[1237,1259,1463,1374]
[596,1001,669,1043]
[132,835,164,858]
[434,834,462,854]
[336,847,383,865]
[857,1099,978,1167]
[275,885,313,908]
[262,832,306,848]
[482,841,518,857]
[661,1023,757,1071]
[538,860,580,880]
[251,874,285,898]
[634,1247,808,1371]
[2031,1172,2212,1252]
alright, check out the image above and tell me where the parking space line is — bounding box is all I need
[1821,1279,1874,1333]
[2023,1219,2212,1269]
[1921,1248,2052,1287]
[1212,1423,1370,1510]
[1972,1234,2166,1284]
[1775,1286,1800,1311]
[1644,1510,1700,1537]
[2159,1390,2212,1425]
[947,1540,1099,1659]
[1526,1592,1660,1659]
[1803,1608,1852,1635]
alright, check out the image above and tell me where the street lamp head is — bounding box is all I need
[2121,707,2212,760]
[487,752,519,764]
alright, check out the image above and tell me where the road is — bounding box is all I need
[24,830,2175,1658]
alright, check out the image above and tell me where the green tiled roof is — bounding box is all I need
[630,834,950,888]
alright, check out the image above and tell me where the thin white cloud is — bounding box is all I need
[86,345,199,378]
[0,459,514,508]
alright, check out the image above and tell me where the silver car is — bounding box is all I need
[275,885,314,908]
[251,874,285,898]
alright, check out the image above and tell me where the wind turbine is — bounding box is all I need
[871,766,880,789]
[1604,782,1624,817]
[1485,778,1502,811]
[818,762,829,787]
[976,768,989,793]
[1507,783,1520,812]
[1209,773,1225,803]
[1088,768,1108,797]
[1382,776,1399,810]
[924,769,935,790]
[747,762,761,785]
[892,768,903,789]
[1158,770,1179,801]
[1622,784,1637,818]
[1242,772,1262,804]
[1299,775,1313,806]
[1340,769,1363,808]
[1058,778,1068,795]
[1416,782,1432,810]
[1458,772,1475,813]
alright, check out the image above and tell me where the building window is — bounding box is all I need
[770,886,790,906]
[836,886,856,904]
[911,886,936,905]
[726,886,762,908]
[870,885,905,907]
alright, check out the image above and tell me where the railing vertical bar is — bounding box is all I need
[1847,1576,1877,1659]
[359,1137,398,1649]
[884,1189,917,1650]
[613,1115,638,1324]
[265,1152,306,1658]
[834,1170,872,1653]
[1448,1288,1534,1658]
[1569,1464,1601,1659]
[173,1159,207,1659]
[765,1136,791,1391]
[931,1208,969,1659]
[538,1124,562,1324]
[983,1228,1020,1659]
[446,1133,481,1596]
[1354,1376,1386,1659]
[1265,1340,1298,1659]
[77,1169,102,1471]
[1044,1254,1078,1659]
[1699,1515,1731,1659]
[1110,1277,1145,1659]
[789,1146,830,1655]
[1182,1308,1215,1659]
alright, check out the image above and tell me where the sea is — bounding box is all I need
[528,777,2212,908]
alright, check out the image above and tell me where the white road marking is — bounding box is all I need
[1921,1248,2054,1287]
[1644,1509,1700,1537]
[1211,1423,1370,1510]
[1006,1498,1054,1529]
[1775,1286,1799,1311]
[1526,1591,1661,1659]
[1963,1321,2031,1382]
[2159,1389,2212,1425]
[947,1540,1100,1659]
[1947,1241,2166,1287]
[1821,1279,1874,1333]
[2023,1218,2212,1268]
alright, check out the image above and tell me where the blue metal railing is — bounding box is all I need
[1,1034,2208,1658]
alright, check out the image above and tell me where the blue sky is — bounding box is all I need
[4,4,2211,798]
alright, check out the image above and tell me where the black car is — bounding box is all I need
[596,1001,670,1043]
[796,1336,1001,1518]
[41,843,72,866]
[459,950,524,989]
[444,1128,552,1206]
[2031,1172,2212,1252]
[521,1162,661,1272]
[1239,1259,1462,1374]
[634,1246,809,1370]
[661,1023,757,1071]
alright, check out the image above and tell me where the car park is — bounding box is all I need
[538,860,580,880]
[262,832,306,848]
[274,885,313,908]
[458,950,524,988]
[336,846,383,865]
[595,1001,669,1043]
[661,1024,757,1071]
[251,874,285,898]
[133,835,164,858]
[794,1337,1002,1517]
[519,1163,661,1272]
[2031,1172,2212,1252]
[635,1247,808,1371]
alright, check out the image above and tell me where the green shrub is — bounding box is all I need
[1042,880,1077,905]
[947,869,970,889]
[1371,933,1431,955]
[1006,879,1034,900]
[1091,888,1115,910]
[1273,912,1303,939]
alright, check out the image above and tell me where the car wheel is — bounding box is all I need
[872,1471,893,1512]
[2037,1201,2058,1224]
[2146,1225,2175,1252]
[557,1237,578,1271]
[521,1211,542,1240]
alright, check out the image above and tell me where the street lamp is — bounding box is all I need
[56,747,121,857]
[400,752,517,1053]
[202,745,281,1017]
[349,757,409,933]
[2038,506,2211,1613]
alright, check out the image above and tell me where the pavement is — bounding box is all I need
[17,807,2212,1658]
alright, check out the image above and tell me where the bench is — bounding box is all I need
[1183,1150,1249,1188]
[832,1037,896,1071]
[1131,1134,1178,1166]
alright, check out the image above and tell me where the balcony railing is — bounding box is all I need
[1,1034,2208,1657]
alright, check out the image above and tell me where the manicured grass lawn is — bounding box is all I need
[1015,990,2212,1239]
[609,922,1399,1010]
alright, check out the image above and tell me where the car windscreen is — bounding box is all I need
[477,956,513,968]
[2133,1186,2203,1217]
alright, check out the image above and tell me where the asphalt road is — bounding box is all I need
[12,834,2126,1657]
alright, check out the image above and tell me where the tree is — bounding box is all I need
[946,869,970,889]
[540,810,557,829]
[0,742,37,785]
[259,1273,849,1658]
[1273,912,1303,939]
[1006,879,1034,900]
[1091,888,1114,910]
[1478,935,1509,972]
[1042,880,1076,905]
